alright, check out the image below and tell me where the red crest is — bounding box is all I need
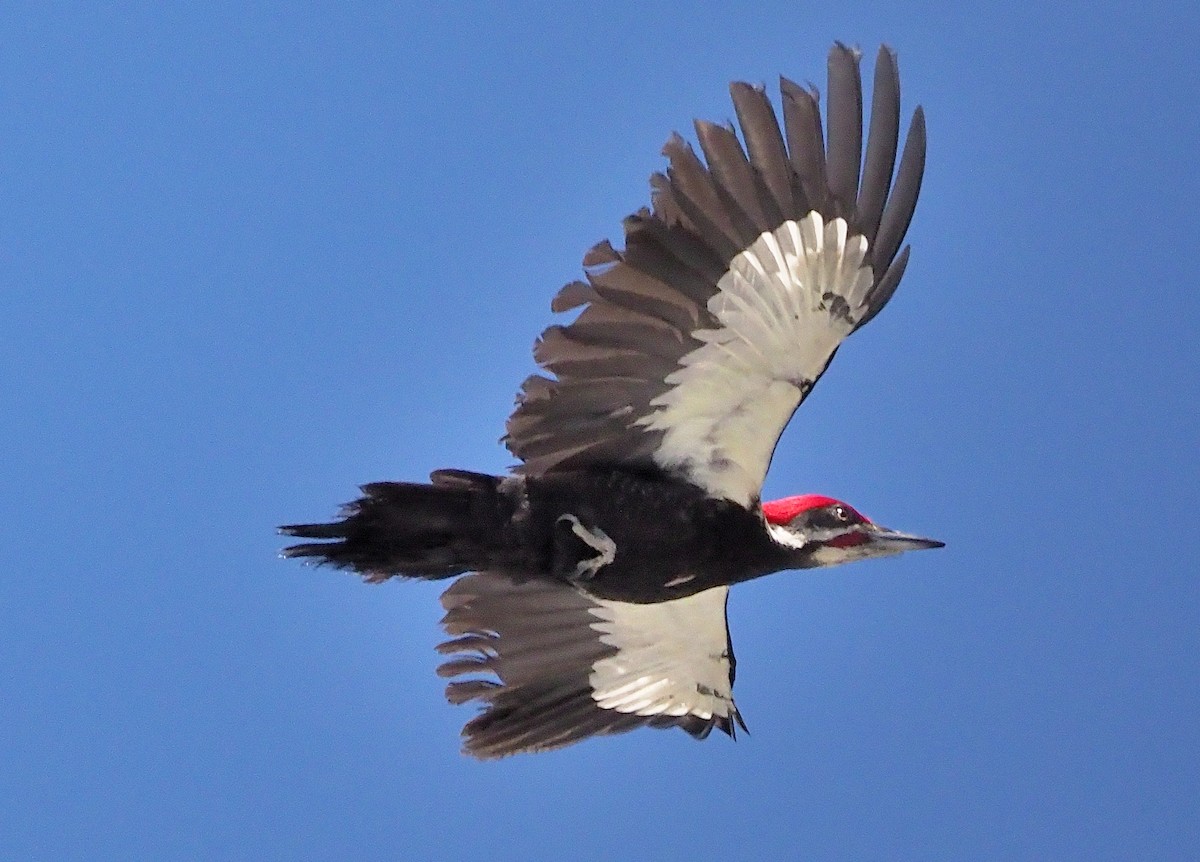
[761,495,866,525]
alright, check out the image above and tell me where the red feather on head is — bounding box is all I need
[761,495,868,525]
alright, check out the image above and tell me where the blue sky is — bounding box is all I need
[3,2,1198,859]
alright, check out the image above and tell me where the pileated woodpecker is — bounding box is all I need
[283,43,942,759]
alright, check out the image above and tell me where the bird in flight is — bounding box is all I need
[282,43,942,759]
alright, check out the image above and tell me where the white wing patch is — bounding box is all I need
[588,586,735,721]
[638,211,875,506]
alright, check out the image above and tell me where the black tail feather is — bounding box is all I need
[279,522,346,541]
[280,471,511,583]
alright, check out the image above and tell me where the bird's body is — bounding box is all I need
[283,43,943,758]
[288,468,795,603]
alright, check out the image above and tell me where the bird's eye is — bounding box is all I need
[833,505,852,522]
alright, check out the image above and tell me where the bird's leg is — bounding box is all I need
[553,514,616,583]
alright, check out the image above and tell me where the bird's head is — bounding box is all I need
[762,494,944,568]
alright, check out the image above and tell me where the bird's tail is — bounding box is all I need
[280,470,514,582]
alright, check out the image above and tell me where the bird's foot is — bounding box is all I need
[554,514,616,582]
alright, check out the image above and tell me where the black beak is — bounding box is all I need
[868,524,945,552]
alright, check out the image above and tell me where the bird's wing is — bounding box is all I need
[437,571,742,759]
[506,44,926,507]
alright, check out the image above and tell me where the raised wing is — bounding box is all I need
[506,44,926,506]
[437,572,742,759]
